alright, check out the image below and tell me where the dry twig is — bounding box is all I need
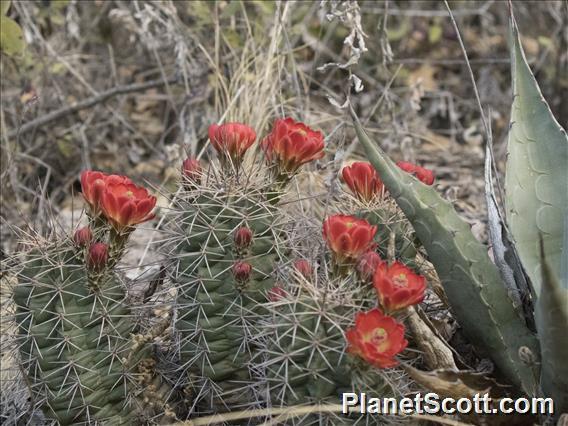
[6,77,182,139]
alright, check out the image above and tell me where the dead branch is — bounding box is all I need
[6,76,181,139]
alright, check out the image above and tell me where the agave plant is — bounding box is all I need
[351,14,567,416]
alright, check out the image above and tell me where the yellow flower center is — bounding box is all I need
[364,328,389,352]
[393,273,408,288]
[346,221,354,228]
[126,190,134,198]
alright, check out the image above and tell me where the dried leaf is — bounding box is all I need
[403,365,508,400]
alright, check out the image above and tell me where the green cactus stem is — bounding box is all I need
[13,240,153,425]
[169,170,283,413]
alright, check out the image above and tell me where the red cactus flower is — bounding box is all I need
[268,285,287,302]
[293,259,312,279]
[373,261,426,312]
[87,242,109,271]
[182,157,202,184]
[100,180,156,232]
[341,162,384,202]
[232,261,252,283]
[396,161,435,185]
[208,122,256,165]
[73,226,93,247]
[234,226,253,249]
[322,214,377,264]
[357,250,383,282]
[81,171,133,215]
[345,308,408,368]
[261,117,325,176]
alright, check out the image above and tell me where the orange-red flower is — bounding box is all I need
[373,261,426,312]
[208,122,256,165]
[261,117,325,176]
[396,161,435,185]
[100,180,156,232]
[81,171,133,215]
[322,214,377,263]
[341,162,384,202]
[357,250,383,282]
[182,157,202,184]
[345,308,408,368]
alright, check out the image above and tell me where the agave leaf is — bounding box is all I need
[535,239,568,413]
[505,15,568,296]
[350,108,539,395]
[485,142,534,329]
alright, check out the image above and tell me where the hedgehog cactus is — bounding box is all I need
[8,113,441,423]
[170,166,283,410]
[259,268,407,425]
[11,172,166,424]
[168,120,302,412]
[167,118,425,423]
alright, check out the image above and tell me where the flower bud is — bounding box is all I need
[268,285,287,302]
[182,157,202,184]
[234,227,253,250]
[209,122,256,166]
[74,226,93,247]
[357,251,382,282]
[293,259,312,279]
[341,162,384,202]
[232,261,252,283]
[87,242,109,271]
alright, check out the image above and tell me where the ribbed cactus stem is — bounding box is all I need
[169,169,283,413]
[13,241,157,424]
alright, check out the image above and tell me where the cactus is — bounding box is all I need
[7,172,172,425]
[165,120,420,423]
[259,269,407,425]
[351,9,567,415]
[169,164,283,412]
[13,241,147,424]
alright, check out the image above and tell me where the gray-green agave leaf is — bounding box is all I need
[505,14,568,296]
